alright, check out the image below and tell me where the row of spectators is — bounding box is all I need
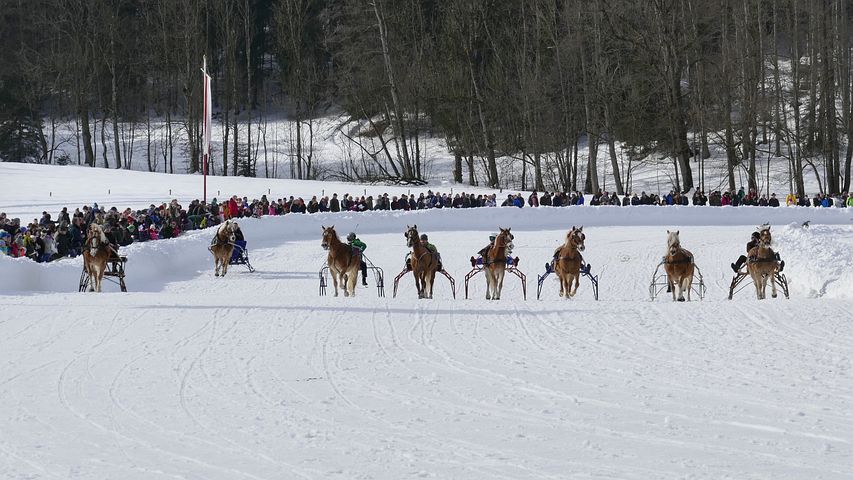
[2,187,851,263]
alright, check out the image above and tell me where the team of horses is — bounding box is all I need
[204,222,785,302]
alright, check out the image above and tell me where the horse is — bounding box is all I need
[485,227,513,300]
[747,226,779,299]
[209,220,237,277]
[555,226,585,298]
[322,225,361,297]
[82,223,112,292]
[663,230,695,302]
[405,225,438,299]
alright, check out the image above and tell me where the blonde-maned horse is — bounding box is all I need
[747,226,779,299]
[82,223,112,292]
[405,225,439,299]
[485,228,513,300]
[555,226,585,298]
[322,225,361,297]
[209,220,237,277]
[663,230,695,302]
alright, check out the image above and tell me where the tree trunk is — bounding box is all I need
[372,0,413,179]
[80,105,95,167]
[453,150,463,184]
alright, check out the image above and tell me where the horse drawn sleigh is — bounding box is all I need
[649,230,707,301]
[78,223,128,292]
[318,226,385,297]
[728,225,789,300]
[535,226,599,300]
[392,225,455,298]
[463,228,527,300]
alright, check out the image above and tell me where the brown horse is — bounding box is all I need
[322,225,361,297]
[209,220,237,277]
[747,226,779,299]
[663,230,695,302]
[405,225,438,299]
[82,223,112,292]
[485,228,513,300]
[555,226,585,298]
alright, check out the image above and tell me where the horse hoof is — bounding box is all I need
[772,293,777,298]
[678,297,685,302]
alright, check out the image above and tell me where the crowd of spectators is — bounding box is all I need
[2,187,850,263]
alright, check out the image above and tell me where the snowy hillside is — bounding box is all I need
[41,113,827,198]
[2,169,853,479]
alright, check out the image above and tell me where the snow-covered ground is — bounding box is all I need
[2,168,853,479]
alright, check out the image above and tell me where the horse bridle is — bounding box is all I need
[321,229,332,250]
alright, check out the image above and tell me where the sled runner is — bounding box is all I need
[649,260,707,301]
[537,261,599,300]
[229,240,255,273]
[319,254,385,297]
[728,270,790,300]
[393,266,456,299]
[79,253,127,293]
[464,256,527,300]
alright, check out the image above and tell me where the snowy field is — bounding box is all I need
[2,169,853,478]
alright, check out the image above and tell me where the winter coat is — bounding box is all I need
[330,198,340,212]
[349,238,366,253]
[768,198,780,207]
[0,231,9,255]
[55,230,72,256]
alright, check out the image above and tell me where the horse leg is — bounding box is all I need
[415,271,424,299]
[485,268,493,300]
[495,268,505,300]
[557,272,565,297]
[677,277,687,302]
[753,273,764,300]
[670,278,676,301]
[570,273,579,298]
[94,266,102,292]
[86,264,95,292]
[770,272,778,298]
[347,268,358,297]
[331,267,340,297]
[684,276,693,302]
[214,257,220,277]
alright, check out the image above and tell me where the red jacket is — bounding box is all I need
[228,199,239,217]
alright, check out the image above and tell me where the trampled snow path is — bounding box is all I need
[2,208,853,479]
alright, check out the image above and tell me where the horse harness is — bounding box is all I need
[748,253,777,264]
[664,248,693,265]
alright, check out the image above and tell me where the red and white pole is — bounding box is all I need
[202,56,212,204]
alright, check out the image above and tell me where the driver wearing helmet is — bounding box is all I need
[347,232,368,286]
[406,233,442,271]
